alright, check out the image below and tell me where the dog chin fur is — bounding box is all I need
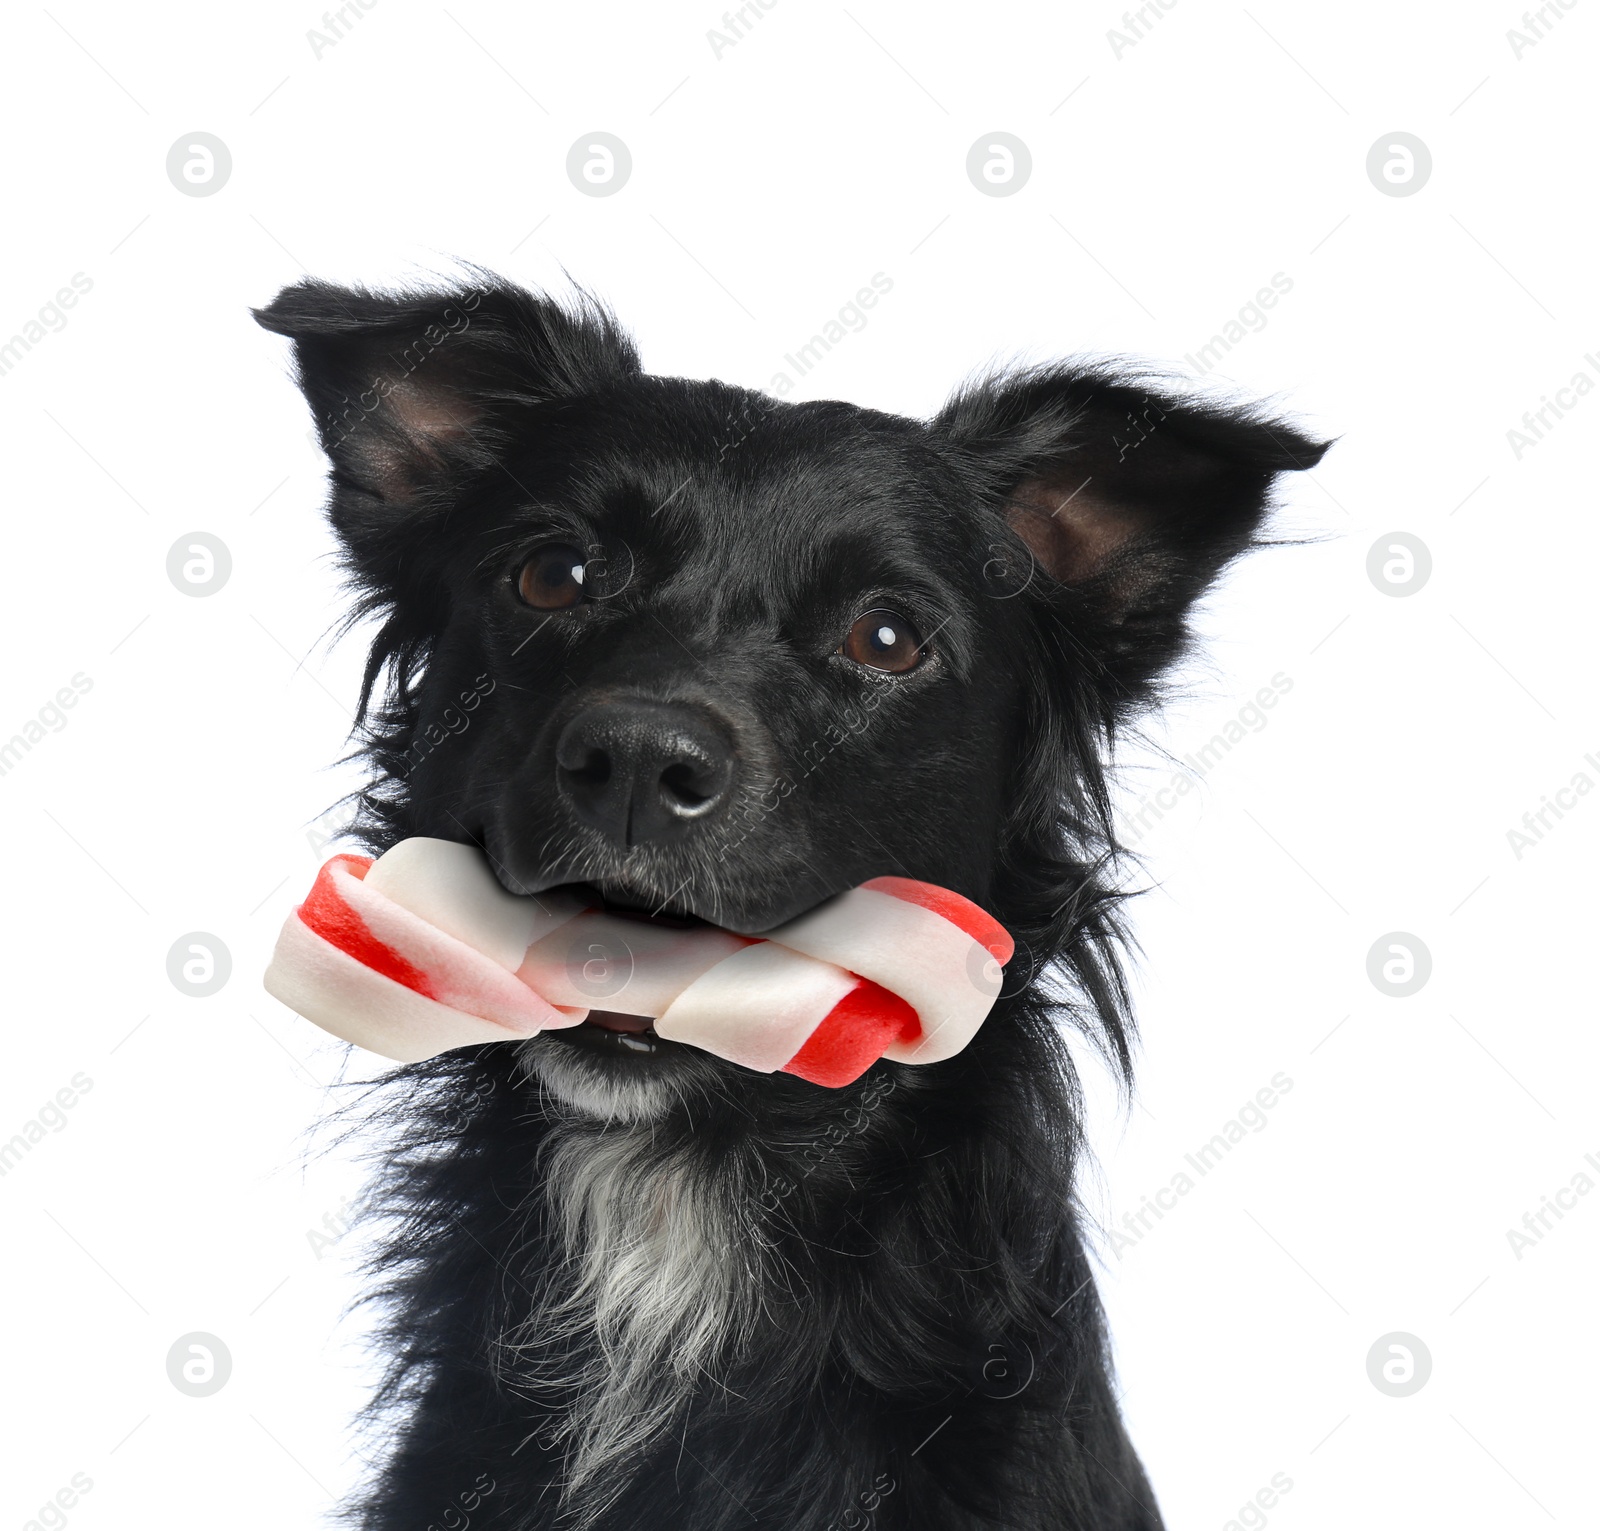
[515,1036,687,1123]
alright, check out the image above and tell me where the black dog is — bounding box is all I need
[255,275,1325,1531]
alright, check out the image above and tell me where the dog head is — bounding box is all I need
[256,275,1326,1119]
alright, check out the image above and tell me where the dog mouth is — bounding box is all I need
[564,879,712,927]
[554,1007,672,1057]
[485,829,840,935]
[544,881,710,1062]
[494,855,851,1071]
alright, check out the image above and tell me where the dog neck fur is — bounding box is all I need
[499,1071,770,1525]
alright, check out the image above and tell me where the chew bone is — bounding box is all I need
[263,838,1012,1087]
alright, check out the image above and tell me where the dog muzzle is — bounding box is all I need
[263,838,1014,1087]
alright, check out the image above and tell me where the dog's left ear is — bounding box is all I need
[936,367,1329,687]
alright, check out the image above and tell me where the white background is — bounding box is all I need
[1,3,1595,1527]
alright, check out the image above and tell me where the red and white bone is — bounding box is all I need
[263,838,1013,1087]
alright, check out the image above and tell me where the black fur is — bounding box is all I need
[255,273,1327,1531]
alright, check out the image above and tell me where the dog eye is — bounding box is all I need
[839,610,926,674]
[516,544,586,610]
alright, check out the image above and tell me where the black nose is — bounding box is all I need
[555,701,735,847]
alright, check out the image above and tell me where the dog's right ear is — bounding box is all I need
[253,276,640,507]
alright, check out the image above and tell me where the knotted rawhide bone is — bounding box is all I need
[263,838,1014,1087]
